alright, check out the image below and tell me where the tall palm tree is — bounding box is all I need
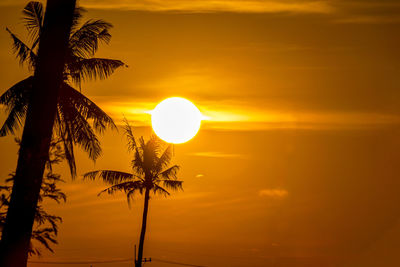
[0,1,124,266]
[84,121,183,267]
[0,1,77,265]
[0,1,126,177]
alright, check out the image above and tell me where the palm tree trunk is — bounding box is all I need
[0,1,76,266]
[136,188,150,267]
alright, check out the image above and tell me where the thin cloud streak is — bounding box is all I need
[80,0,334,14]
[187,151,246,158]
[259,189,288,199]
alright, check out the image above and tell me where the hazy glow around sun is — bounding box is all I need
[151,97,202,144]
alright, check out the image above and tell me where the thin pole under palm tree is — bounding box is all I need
[84,120,183,267]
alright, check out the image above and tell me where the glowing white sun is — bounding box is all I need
[151,97,202,144]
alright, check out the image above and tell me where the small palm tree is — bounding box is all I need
[0,138,67,256]
[0,1,126,176]
[84,120,183,267]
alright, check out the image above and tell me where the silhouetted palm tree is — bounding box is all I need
[0,1,123,265]
[0,1,126,176]
[84,120,183,267]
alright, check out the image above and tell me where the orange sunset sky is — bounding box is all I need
[1,0,400,266]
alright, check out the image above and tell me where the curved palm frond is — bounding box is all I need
[161,179,183,191]
[71,7,87,32]
[152,184,170,197]
[41,179,67,204]
[55,105,77,177]
[59,100,102,161]
[0,76,33,106]
[132,148,145,175]
[98,180,144,196]
[123,117,136,152]
[56,95,102,179]
[6,27,37,68]
[69,19,112,58]
[159,165,180,180]
[0,105,28,137]
[154,145,172,173]
[60,82,116,133]
[31,227,57,253]
[67,57,126,86]
[0,76,33,136]
[142,136,160,171]
[84,170,133,184]
[22,1,43,42]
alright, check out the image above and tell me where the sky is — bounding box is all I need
[0,0,400,266]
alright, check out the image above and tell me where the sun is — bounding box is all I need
[151,97,202,144]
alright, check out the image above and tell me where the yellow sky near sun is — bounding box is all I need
[95,97,400,130]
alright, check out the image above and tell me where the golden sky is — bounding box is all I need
[1,0,400,266]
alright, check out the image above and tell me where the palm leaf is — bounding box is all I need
[159,165,180,180]
[31,227,57,253]
[152,184,170,197]
[0,76,33,136]
[55,106,77,177]
[71,7,87,32]
[22,1,43,41]
[84,170,133,184]
[67,57,126,85]
[161,179,183,191]
[154,145,172,173]
[60,82,116,133]
[98,180,144,196]
[69,19,112,58]
[132,148,145,175]
[61,103,102,161]
[6,27,37,68]
[123,117,136,152]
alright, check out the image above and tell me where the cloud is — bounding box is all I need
[259,189,288,199]
[188,151,246,158]
[334,15,400,24]
[195,174,205,178]
[80,0,334,14]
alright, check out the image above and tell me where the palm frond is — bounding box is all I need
[98,180,144,196]
[142,136,160,171]
[154,145,172,173]
[22,1,43,41]
[6,27,37,68]
[159,165,180,180]
[0,76,33,107]
[60,82,116,133]
[70,113,102,160]
[31,227,57,253]
[58,83,115,163]
[67,57,126,86]
[0,104,28,137]
[55,107,77,177]
[152,184,170,197]
[69,19,112,58]
[161,179,183,191]
[123,117,136,152]
[84,170,133,184]
[71,7,87,32]
[132,148,145,175]
[0,76,33,136]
